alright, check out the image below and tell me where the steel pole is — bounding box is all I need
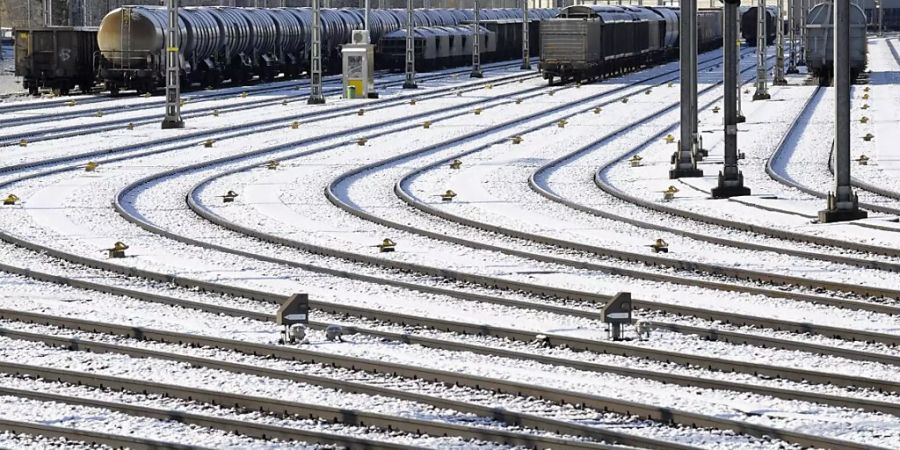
[365,0,369,31]
[712,0,750,198]
[521,0,531,69]
[690,0,703,157]
[471,0,483,77]
[818,0,865,222]
[403,0,417,88]
[752,1,770,99]
[161,0,184,129]
[773,0,786,84]
[787,0,798,73]
[670,0,702,178]
[308,0,325,104]
[878,0,884,36]
[736,9,746,122]
[798,0,806,66]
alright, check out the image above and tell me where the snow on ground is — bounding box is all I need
[0,35,899,448]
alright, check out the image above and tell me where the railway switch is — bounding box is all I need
[3,195,19,206]
[282,100,289,106]
[221,191,239,203]
[860,116,869,124]
[409,99,417,105]
[423,121,432,129]
[240,92,249,98]
[621,98,629,104]
[449,160,462,169]
[291,121,300,129]
[516,99,523,104]
[106,241,129,258]
[856,155,870,165]
[277,293,310,344]
[645,89,651,95]
[375,238,396,252]
[325,324,344,342]
[486,84,493,90]
[629,155,643,167]
[511,136,523,145]
[662,186,679,201]
[548,90,555,96]
[213,109,220,117]
[664,134,675,144]
[864,87,870,92]
[864,133,874,142]
[602,292,632,341]
[266,160,280,170]
[668,82,674,88]
[440,190,457,202]
[85,162,99,172]
[648,239,669,253]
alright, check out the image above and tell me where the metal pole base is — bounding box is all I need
[470,70,484,78]
[161,119,184,129]
[752,91,770,101]
[818,192,867,223]
[307,96,325,105]
[402,81,418,89]
[711,172,751,198]
[818,208,867,223]
[773,78,788,86]
[669,167,704,178]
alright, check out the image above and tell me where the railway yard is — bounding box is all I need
[1,1,900,448]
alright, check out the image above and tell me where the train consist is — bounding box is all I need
[539,5,722,85]
[96,6,556,95]
[805,1,868,85]
[740,5,777,46]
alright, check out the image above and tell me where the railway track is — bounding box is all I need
[0,304,883,450]
[0,417,208,450]
[0,62,538,148]
[0,47,896,448]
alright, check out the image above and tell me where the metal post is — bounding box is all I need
[521,0,531,69]
[44,0,52,26]
[736,9,746,122]
[471,0,483,77]
[365,0,369,32]
[752,1,770,100]
[403,0,417,88]
[787,0,798,73]
[818,0,866,223]
[773,0,786,84]
[712,0,750,198]
[877,0,884,36]
[798,0,806,66]
[670,0,702,178]
[308,0,325,104]
[690,0,703,157]
[161,0,184,129]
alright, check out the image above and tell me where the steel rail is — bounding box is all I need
[0,67,538,148]
[0,417,210,450]
[0,359,633,450]
[0,385,423,450]
[2,252,899,412]
[0,309,880,450]
[0,325,671,450]
[3,272,900,418]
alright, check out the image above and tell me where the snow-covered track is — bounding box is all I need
[0,384,421,450]
[765,86,900,218]
[0,417,206,450]
[0,63,536,148]
[2,252,900,413]
[0,308,882,450]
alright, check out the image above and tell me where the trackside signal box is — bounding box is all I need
[342,30,377,99]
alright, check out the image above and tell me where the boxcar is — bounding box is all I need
[14,27,99,96]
